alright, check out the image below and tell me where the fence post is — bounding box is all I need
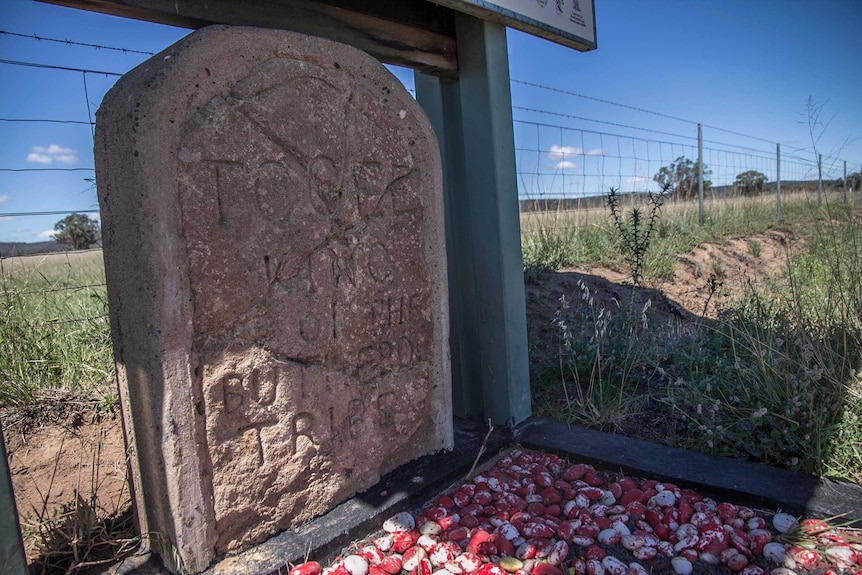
[1,420,28,575]
[843,160,848,204]
[817,153,823,206]
[697,123,704,226]
[776,143,782,220]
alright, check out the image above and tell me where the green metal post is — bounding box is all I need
[414,73,481,420]
[1,420,28,575]
[415,13,530,426]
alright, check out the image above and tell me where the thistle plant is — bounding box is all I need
[606,184,669,287]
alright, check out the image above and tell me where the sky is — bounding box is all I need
[0,0,860,244]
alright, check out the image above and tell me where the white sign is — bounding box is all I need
[436,0,596,51]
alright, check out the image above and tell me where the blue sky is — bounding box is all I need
[1,0,860,243]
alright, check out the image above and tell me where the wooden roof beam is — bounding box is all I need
[36,0,458,76]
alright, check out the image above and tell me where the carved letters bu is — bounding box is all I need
[177,56,437,551]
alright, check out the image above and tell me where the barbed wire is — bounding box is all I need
[511,78,812,149]
[0,58,123,76]
[0,167,94,172]
[0,30,155,56]
[513,106,696,142]
[40,314,109,326]
[514,100,780,158]
[5,283,107,296]
[0,211,99,217]
[514,119,693,149]
[0,117,94,125]
[512,79,695,125]
[701,139,776,157]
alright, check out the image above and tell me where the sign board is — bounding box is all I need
[435,0,597,51]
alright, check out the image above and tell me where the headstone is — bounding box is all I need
[95,25,451,573]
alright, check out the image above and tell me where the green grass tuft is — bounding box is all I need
[0,251,114,409]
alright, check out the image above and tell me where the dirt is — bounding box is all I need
[655,230,794,319]
[525,230,795,367]
[2,402,132,569]
[532,229,793,322]
[1,231,797,570]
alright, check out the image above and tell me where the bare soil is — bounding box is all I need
[526,230,795,366]
[2,400,133,570]
[1,231,796,570]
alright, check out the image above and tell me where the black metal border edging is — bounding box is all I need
[516,416,862,525]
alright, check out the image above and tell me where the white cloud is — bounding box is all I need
[626,176,651,183]
[26,144,79,165]
[26,153,53,164]
[0,216,14,222]
[37,229,56,239]
[553,160,578,170]
[547,144,582,161]
[586,148,604,156]
[0,195,9,205]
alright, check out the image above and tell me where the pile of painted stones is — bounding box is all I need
[291,450,862,575]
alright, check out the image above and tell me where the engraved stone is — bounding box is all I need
[95,26,451,573]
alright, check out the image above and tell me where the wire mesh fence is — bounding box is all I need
[2,28,861,317]
[515,119,859,237]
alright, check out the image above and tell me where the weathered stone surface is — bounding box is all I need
[95,25,451,573]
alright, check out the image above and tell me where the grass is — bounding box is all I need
[0,250,115,410]
[527,186,862,485]
[521,187,823,283]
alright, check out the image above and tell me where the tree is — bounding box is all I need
[734,170,768,196]
[53,213,100,250]
[844,171,861,191]
[653,156,712,200]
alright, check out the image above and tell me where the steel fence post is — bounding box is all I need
[697,123,704,226]
[776,143,781,219]
[818,153,823,206]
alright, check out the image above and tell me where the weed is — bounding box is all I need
[546,281,654,432]
[22,494,137,574]
[606,184,669,287]
[748,239,762,258]
[701,274,724,318]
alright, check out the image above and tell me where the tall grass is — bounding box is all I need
[0,251,114,409]
[530,189,862,484]
[521,189,824,281]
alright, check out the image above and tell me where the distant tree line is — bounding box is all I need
[653,157,861,199]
